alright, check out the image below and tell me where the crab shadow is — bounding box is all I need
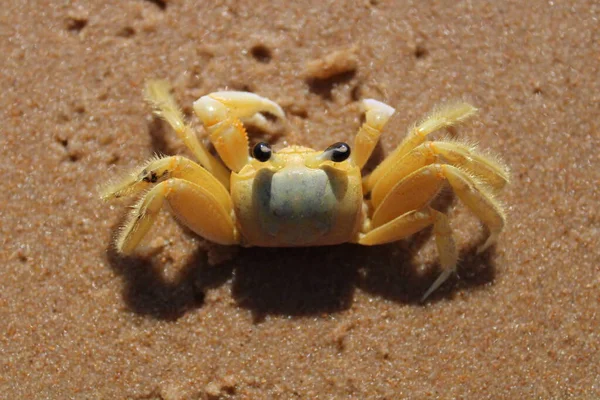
[106,246,233,321]
[106,231,496,322]
[106,187,498,320]
[231,229,496,319]
[106,182,495,320]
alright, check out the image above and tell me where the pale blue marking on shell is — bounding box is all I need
[253,167,338,244]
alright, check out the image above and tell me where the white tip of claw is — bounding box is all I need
[263,99,285,119]
[362,99,396,117]
[477,234,498,254]
[421,268,454,302]
[362,99,395,130]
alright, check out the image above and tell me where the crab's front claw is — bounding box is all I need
[193,92,285,172]
[194,91,285,124]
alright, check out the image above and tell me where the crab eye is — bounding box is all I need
[324,142,351,162]
[252,142,272,162]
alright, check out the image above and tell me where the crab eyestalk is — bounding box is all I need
[305,142,351,168]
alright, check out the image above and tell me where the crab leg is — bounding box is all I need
[116,178,238,254]
[370,165,446,228]
[358,208,458,300]
[352,99,396,169]
[364,102,477,192]
[144,80,230,187]
[358,208,436,246]
[370,140,510,208]
[193,91,285,173]
[424,209,458,300]
[443,165,506,253]
[371,164,505,253]
[100,156,232,212]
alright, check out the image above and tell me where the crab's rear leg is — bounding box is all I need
[370,140,510,208]
[371,164,505,253]
[364,102,477,192]
[352,99,396,169]
[101,156,236,253]
[116,178,238,254]
[144,80,230,187]
[359,164,505,300]
[358,208,457,301]
[193,91,285,172]
[100,155,232,213]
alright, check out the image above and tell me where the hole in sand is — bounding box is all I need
[66,17,88,33]
[145,0,167,10]
[250,45,272,64]
[306,70,356,101]
[414,44,428,59]
[117,26,136,38]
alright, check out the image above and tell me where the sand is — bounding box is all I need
[1,1,598,399]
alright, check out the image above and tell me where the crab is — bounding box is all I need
[101,80,510,300]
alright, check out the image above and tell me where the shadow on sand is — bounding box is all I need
[106,228,496,321]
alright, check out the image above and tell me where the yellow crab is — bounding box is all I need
[102,80,509,300]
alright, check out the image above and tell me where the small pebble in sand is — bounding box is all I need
[304,46,359,80]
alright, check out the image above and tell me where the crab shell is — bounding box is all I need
[231,146,364,247]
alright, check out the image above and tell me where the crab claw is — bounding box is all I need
[193,91,285,127]
[193,91,285,172]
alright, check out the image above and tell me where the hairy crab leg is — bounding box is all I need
[371,164,505,253]
[364,102,477,192]
[116,178,238,254]
[370,165,446,229]
[144,80,230,187]
[442,165,506,253]
[370,140,510,208]
[100,155,232,213]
